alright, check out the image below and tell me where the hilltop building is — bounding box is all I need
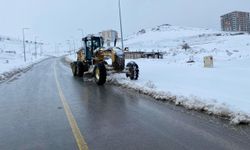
[221,11,250,32]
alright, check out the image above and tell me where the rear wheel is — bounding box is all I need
[94,63,107,85]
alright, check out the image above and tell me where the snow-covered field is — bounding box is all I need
[68,24,250,124]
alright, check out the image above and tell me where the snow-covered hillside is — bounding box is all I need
[120,25,250,124]
[125,24,220,50]
[125,24,250,63]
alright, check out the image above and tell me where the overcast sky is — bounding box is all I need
[0,0,249,45]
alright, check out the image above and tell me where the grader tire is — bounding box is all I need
[126,61,139,80]
[76,61,84,77]
[94,63,107,85]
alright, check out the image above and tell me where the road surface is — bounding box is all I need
[0,57,249,150]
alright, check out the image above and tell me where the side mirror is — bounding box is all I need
[124,47,129,51]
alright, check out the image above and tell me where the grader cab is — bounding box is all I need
[70,35,139,85]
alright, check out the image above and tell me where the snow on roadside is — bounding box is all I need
[0,54,49,82]
[107,58,250,125]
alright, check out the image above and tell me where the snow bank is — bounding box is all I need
[106,58,250,125]
[108,74,250,125]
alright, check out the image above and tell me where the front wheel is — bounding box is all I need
[126,61,139,80]
[94,63,107,85]
[76,61,84,77]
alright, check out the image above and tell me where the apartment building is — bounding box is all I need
[221,11,250,32]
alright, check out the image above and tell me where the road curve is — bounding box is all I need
[0,57,249,150]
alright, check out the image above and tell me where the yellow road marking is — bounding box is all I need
[54,63,88,150]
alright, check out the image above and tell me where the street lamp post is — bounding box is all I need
[70,38,77,58]
[54,43,58,56]
[40,43,43,56]
[57,43,62,54]
[118,0,124,50]
[72,39,76,53]
[67,40,72,54]
[34,36,38,59]
[22,28,30,62]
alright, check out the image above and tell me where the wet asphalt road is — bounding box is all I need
[0,57,250,150]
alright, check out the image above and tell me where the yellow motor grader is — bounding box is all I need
[70,35,139,85]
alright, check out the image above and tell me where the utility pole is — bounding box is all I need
[22,28,30,62]
[118,0,124,50]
